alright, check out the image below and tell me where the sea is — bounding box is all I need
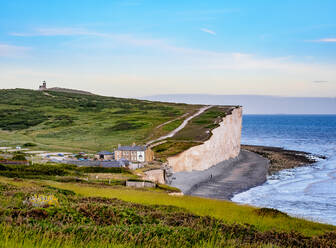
[232,115,336,225]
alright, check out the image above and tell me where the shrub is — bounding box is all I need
[79,166,131,174]
[23,142,37,147]
[12,154,26,161]
[156,184,181,193]
[253,208,289,218]
[108,121,145,131]
[0,109,47,130]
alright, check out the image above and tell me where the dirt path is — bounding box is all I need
[169,150,269,200]
[147,105,212,146]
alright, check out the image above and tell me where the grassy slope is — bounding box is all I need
[0,162,335,247]
[0,176,335,248]
[44,180,335,237]
[0,89,199,152]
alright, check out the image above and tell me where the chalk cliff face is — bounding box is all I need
[167,107,242,172]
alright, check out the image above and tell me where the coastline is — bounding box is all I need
[170,145,322,201]
[241,144,324,174]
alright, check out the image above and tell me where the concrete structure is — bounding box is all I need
[38,81,47,91]
[115,144,154,162]
[95,151,114,160]
[167,107,243,172]
[143,169,165,184]
[126,181,155,188]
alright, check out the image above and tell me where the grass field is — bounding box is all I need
[0,89,199,152]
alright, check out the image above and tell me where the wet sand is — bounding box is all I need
[169,150,269,200]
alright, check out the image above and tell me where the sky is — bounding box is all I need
[0,0,336,98]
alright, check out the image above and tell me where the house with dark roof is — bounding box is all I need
[114,143,154,162]
[94,151,114,160]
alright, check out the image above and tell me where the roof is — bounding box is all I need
[116,145,147,151]
[97,151,113,155]
[101,160,124,168]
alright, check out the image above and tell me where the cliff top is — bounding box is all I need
[0,88,238,154]
[152,105,240,161]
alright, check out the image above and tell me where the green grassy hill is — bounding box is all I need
[0,89,199,152]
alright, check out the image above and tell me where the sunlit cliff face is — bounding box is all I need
[168,107,242,172]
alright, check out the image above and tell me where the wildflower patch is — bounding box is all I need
[26,194,59,207]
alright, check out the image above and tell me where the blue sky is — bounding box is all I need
[0,0,335,97]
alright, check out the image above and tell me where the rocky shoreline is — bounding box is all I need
[241,144,325,174]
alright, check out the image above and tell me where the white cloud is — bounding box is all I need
[10,27,94,37]
[5,26,336,97]
[313,80,328,83]
[313,38,336,42]
[0,43,30,57]
[200,28,216,35]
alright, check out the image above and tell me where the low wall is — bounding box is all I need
[167,107,242,172]
[126,181,155,188]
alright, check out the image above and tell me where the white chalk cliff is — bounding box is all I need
[167,107,242,172]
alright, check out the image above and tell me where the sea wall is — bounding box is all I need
[167,107,242,172]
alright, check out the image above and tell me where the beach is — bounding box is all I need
[170,145,319,201]
[170,150,269,200]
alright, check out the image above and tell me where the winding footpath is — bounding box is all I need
[147,105,212,146]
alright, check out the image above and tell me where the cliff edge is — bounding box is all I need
[167,107,242,172]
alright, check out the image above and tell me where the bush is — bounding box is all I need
[156,184,181,193]
[12,154,26,161]
[0,163,69,178]
[23,142,37,147]
[0,109,47,130]
[107,121,145,131]
[79,166,131,174]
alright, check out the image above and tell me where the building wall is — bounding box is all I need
[167,107,242,172]
[115,148,154,162]
[145,149,154,162]
[137,151,145,162]
[115,151,121,160]
[94,154,113,160]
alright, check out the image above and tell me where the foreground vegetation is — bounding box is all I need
[0,89,199,152]
[0,167,335,248]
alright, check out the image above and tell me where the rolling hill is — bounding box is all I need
[0,89,200,152]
